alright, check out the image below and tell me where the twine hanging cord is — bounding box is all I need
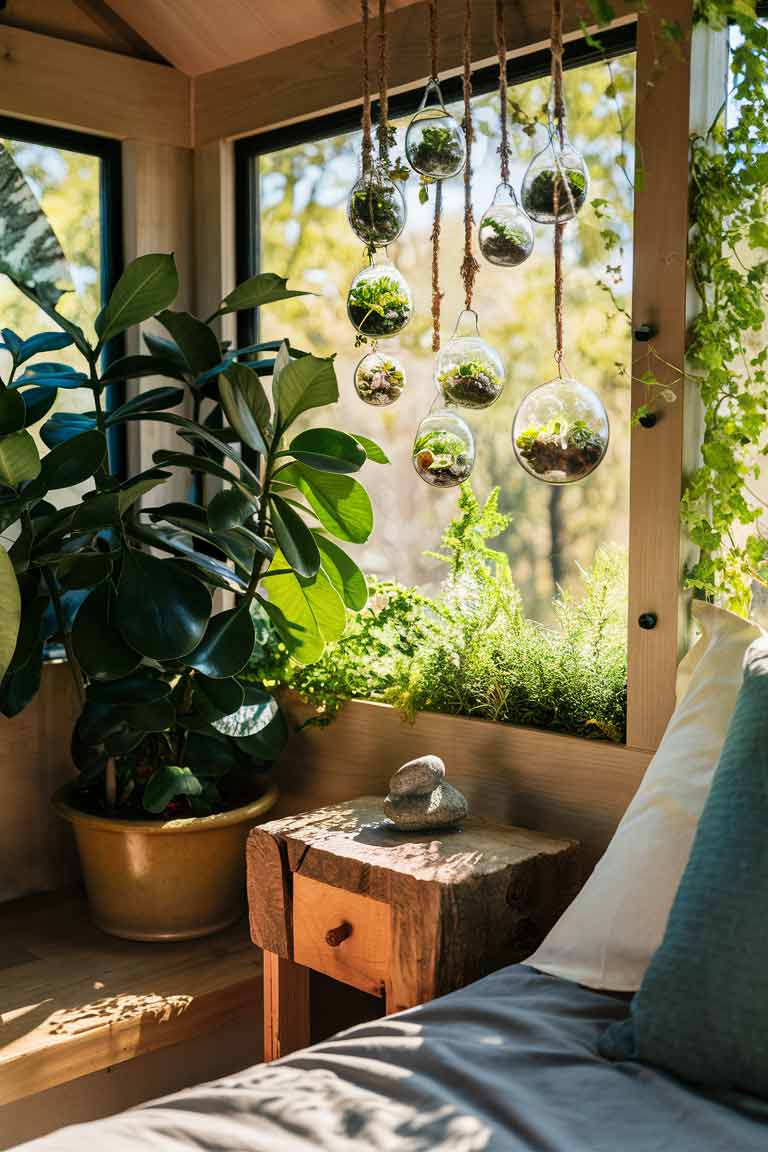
[360,0,373,175]
[429,0,440,80]
[377,0,390,168]
[431,181,443,353]
[550,0,568,375]
[460,0,479,310]
[495,0,510,185]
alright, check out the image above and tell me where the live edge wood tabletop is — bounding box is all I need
[246,796,581,1061]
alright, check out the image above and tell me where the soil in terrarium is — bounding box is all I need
[349,181,404,246]
[355,357,405,405]
[413,430,473,487]
[515,419,605,479]
[523,168,587,219]
[438,360,502,408]
[479,217,533,265]
[409,124,464,177]
[348,275,411,338]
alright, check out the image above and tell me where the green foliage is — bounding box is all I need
[437,359,501,408]
[522,168,587,218]
[347,275,411,340]
[255,486,628,742]
[409,125,464,177]
[0,243,385,817]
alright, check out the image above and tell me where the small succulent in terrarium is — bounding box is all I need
[347,263,413,341]
[347,168,407,248]
[512,378,609,484]
[354,351,406,406]
[438,359,502,409]
[478,183,534,267]
[515,420,605,479]
[412,410,475,488]
[521,135,589,225]
[407,123,466,179]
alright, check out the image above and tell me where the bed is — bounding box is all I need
[15,963,768,1151]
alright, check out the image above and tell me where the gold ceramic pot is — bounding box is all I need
[53,780,279,941]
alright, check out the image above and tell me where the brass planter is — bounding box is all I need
[53,781,279,941]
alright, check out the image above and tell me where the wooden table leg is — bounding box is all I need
[263,950,310,1061]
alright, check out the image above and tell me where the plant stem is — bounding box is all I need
[105,757,117,809]
[41,561,86,711]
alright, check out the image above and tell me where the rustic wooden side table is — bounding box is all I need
[247,796,580,1061]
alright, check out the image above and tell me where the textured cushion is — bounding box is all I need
[529,603,761,991]
[599,635,768,1097]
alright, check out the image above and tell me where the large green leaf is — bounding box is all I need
[116,410,262,491]
[0,543,21,680]
[212,686,287,760]
[313,533,367,610]
[208,487,256,532]
[211,274,308,320]
[287,427,366,474]
[100,354,187,385]
[105,386,185,423]
[352,433,390,464]
[184,730,240,777]
[153,449,259,501]
[143,765,202,815]
[39,430,107,490]
[219,362,270,454]
[270,494,320,579]
[184,604,255,678]
[262,549,345,663]
[72,582,142,680]
[0,430,41,487]
[278,462,373,543]
[157,309,222,377]
[0,388,26,435]
[180,673,245,730]
[116,549,212,660]
[95,254,179,347]
[118,468,172,513]
[274,354,338,430]
[22,386,58,428]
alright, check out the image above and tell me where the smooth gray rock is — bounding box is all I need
[384,782,468,831]
[388,754,445,798]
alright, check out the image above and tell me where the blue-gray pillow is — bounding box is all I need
[599,634,768,1097]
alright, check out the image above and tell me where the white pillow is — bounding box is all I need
[528,601,761,991]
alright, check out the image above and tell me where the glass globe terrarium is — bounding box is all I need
[405,79,466,180]
[347,166,406,248]
[346,260,413,340]
[435,311,504,410]
[512,377,609,484]
[478,183,534,267]
[521,129,589,224]
[412,409,475,487]
[354,350,406,406]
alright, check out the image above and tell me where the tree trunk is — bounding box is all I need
[548,486,564,595]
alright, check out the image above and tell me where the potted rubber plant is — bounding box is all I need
[0,252,385,941]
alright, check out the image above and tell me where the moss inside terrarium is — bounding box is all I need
[409,124,464,176]
[480,216,532,263]
[523,168,587,218]
[515,419,605,478]
[438,359,502,409]
[355,358,405,405]
[413,430,472,487]
[349,182,403,244]
[348,275,411,338]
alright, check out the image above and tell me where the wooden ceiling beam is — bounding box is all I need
[70,0,166,62]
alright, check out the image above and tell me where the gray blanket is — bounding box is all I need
[15,965,768,1151]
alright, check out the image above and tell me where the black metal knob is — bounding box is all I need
[638,612,657,630]
[638,411,657,429]
[634,323,657,342]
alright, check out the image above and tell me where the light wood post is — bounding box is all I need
[263,951,310,1062]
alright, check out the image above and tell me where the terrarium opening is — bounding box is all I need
[406,79,466,180]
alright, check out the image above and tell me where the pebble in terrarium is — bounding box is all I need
[347,261,413,341]
[354,350,406,406]
[521,131,589,224]
[478,183,534,267]
[405,79,466,180]
[512,377,608,484]
[347,167,407,247]
[435,312,504,410]
[412,410,475,488]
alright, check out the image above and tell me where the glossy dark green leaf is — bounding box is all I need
[116,549,211,660]
[185,604,255,678]
[15,331,73,365]
[143,765,202,814]
[0,636,43,717]
[143,331,188,373]
[153,449,259,501]
[13,362,89,389]
[352,433,390,464]
[274,354,338,430]
[105,386,185,423]
[40,412,96,449]
[214,687,287,760]
[219,361,270,454]
[0,388,26,435]
[39,430,107,490]
[72,491,120,532]
[313,533,368,610]
[115,410,262,491]
[95,253,179,347]
[184,730,240,777]
[72,582,142,679]
[127,522,248,593]
[100,354,186,386]
[208,487,257,532]
[287,427,366,474]
[89,675,172,706]
[9,280,90,356]
[157,309,222,377]
[22,386,57,428]
[0,431,41,487]
[211,274,308,320]
[57,553,112,590]
[277,462,373,544]
[270,493,320,578]
[117,468,172,514]
[182,673,245,728]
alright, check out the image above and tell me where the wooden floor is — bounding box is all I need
[0,892,261,1107]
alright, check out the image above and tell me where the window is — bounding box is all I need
[237,32,635,625]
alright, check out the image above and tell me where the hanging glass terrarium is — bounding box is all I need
[346,259,413,340]
[521,125,589,224]
[354,349,406,406]
[405,79,466,180]
[347,166,407,248]
[413,408,475,487]
[435,310,504,410]
[512,377,608,484]
[479,182,534,267]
